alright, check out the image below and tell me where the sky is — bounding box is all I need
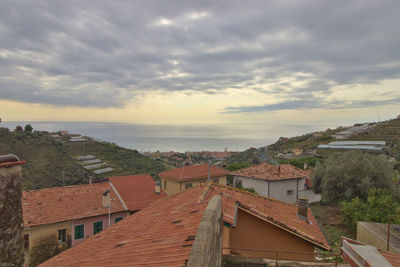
[1,0,400,128]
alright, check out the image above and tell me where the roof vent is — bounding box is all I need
[297,198,309,222]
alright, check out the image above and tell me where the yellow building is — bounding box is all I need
[159,164,228,195]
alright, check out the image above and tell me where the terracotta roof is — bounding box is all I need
[22,182,126,227]
[0,160,27,168]
[40,186,210,267]
[204,185,330,250]
[41,184,329,266]
[109,174,166,211]
[380,250,400,266]
[159,164,229,182]
[230,163,308,181]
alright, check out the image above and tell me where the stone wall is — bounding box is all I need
[0,155,25,267]
[187,195,223,267]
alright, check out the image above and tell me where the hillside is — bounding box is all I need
[0,127,171,190]
[225,117,400,165]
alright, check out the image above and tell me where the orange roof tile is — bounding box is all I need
[41,184,329,267]
[230,163,308,181]
[159,164,229,182]
[379,250,400,266]
[205,185,330,250]
[40,187,210,267]
[109,174,166,211]
[22,183,126,227]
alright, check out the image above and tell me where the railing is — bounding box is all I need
[222,247,340,267]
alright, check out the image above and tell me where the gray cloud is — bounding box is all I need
[1,0,400,109]
[224,96,400,113]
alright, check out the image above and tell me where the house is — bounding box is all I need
[230,163,309,203]
[42,184,330,266]
[159,164,229,195]
[292,148,303,156]
[341,237,400,266]
[22,174,165,265]
[109,174,166,214]
[40,185,223,266]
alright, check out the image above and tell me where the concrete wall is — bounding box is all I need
[229,208,315,262]
[356,222,400,253]
[162,176,227,196]
[0,161,24,266]
[187,195,223,267]
[234,176,305,203]
[72,211,128,246]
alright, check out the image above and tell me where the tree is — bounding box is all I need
[14,125,23,132]
[29,235,69,266]
[24,124,33,133]
[312,151,395,204]
[341,188,400,230]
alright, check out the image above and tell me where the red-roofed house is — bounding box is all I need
[109,174,166,213]
[41,184,330,266]
[22,174,165,265]
[231,163,309,203]
[159,164,229,195]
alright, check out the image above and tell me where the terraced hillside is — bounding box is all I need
[0,127,171,190]
[352,118,400,141]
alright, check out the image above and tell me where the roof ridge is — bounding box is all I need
[23,182,108,193]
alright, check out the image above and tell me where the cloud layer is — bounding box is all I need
[1,0,400,111]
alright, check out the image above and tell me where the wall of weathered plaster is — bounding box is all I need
[0,162,24,266]
[187,195,223,267]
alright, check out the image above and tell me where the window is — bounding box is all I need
[74,224,84,240]
[287,189,294,195]
[58,229,66,243]
[93,221,103,234]
[114,217,123,223]
[213,178,219,183]
[164,180,167,189]
[24,234,29,250]
[185,183,192,189]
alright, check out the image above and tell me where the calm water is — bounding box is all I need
[1,121,332,152]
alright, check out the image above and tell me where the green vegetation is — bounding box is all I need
[226,162,252,171]
[0,127,170,190]
[341,188,400,230]
[24,124,33,133]
[312,151,395,204]
[29,235,70,267]
[278,156,322,169]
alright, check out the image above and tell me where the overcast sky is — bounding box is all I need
[1,0,400,127]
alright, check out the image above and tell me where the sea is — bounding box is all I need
[0,121,333,152]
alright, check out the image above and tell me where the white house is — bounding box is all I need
[230,163,309,203]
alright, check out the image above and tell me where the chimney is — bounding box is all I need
[0,154,26,266]
[297,198,309,222]
[303,162,308,170]
[155,181,161,194]
[102,189,110,208]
